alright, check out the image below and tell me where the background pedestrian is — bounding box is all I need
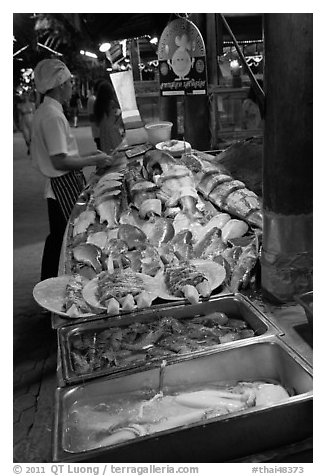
[87,79,103,149]
[93,80,126,154]
[69,86,83,127]
[17,91,35,155]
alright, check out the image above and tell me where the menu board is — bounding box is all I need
[157,18,207,96]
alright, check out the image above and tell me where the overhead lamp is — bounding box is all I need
[80,50,98,59]
[150,37,158,45]
[99,42,111,52]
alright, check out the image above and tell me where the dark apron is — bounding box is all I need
[50,170,86,221]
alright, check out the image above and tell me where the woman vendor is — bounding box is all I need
[30,59,113,281]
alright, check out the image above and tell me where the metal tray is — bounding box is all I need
[294,291,313,329]
[53,336,312,462]
[58,293,283,385]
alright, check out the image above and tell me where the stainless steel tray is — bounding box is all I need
[53,336,312,463]
[58,293,283,385]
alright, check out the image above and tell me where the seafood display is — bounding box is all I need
[49,148,313,463]
[64,380,291,453]
[64,148,262,308]
[33,145,264,319]
[68,314,255,376]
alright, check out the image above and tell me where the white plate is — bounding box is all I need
[32,275,95,318]
[83,272,159,312]
[156,140,191,157]
[154,259,226,301]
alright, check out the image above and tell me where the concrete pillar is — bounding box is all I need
[261,13,313,303]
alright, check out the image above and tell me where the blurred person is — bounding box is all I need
[69,86,83,127]
[30,59,113,281]
[87,79,103,149]
[17,92,35,155]
[93,80,126,154]
[242,79,264,131]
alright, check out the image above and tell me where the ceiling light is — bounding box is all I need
[99,42,111,52]
[150,37,158,45]
[80,50,98,59]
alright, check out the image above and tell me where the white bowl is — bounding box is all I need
[156,140,191,157]
[144,122,173,145]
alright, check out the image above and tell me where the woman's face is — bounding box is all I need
[61,77,73,103]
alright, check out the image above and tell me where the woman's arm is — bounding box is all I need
[51,150,113,171]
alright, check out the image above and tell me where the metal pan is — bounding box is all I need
[53,336,312,462]
[294,291,313,329]
[58,293,283,385]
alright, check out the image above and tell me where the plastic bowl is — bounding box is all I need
[145,121,173,146]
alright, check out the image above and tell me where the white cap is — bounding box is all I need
[34,59,71,94]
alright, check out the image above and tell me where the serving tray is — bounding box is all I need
[53,335,312,462]
[58,293,283,385]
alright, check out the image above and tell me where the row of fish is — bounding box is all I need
[196,165,262,228]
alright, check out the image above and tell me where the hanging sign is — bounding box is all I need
[157,17,207,96]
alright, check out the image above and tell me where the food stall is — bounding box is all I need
[33,141,312,463]
[31,13,312,464]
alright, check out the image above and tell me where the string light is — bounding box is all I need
[80,50,98,59]
[223,39,263,46]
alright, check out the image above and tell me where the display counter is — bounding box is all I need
[46,144,312,463]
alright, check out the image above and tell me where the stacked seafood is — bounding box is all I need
[70,314,255,376]
[65,149,262,314]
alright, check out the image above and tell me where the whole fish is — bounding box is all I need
[72,243,103,273]
[73,210,96,237]
[229,238,260,292]
[193,227,227,260]
[95,199,120,228]
[142,217,175,247]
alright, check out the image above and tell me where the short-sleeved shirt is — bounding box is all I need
[31,96,80,199]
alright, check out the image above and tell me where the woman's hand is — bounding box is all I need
[94,150,113,168]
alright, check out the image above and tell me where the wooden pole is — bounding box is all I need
[261,13,313,303]
[184,13,210,150]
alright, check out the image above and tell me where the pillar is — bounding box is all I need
[261,13,313,303]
